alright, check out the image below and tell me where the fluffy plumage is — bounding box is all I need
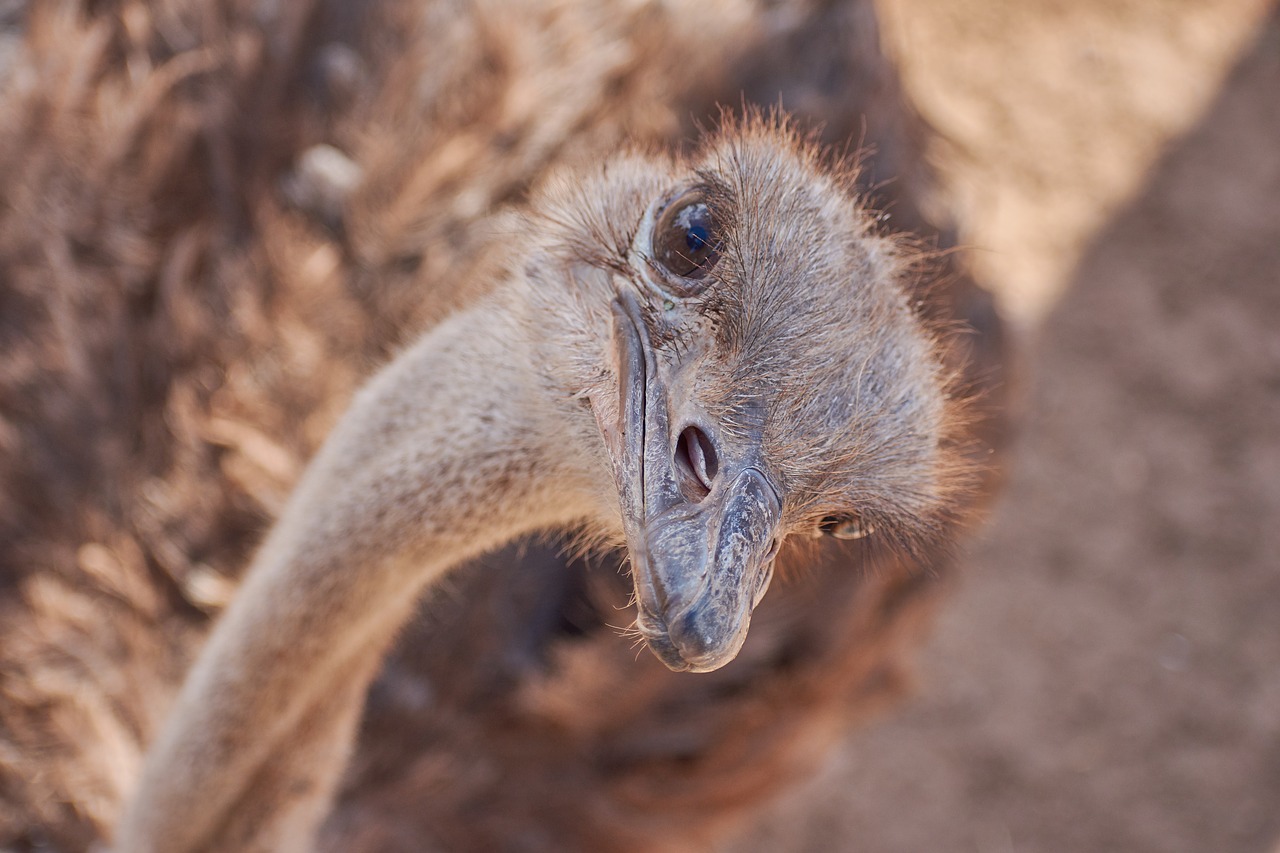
[0,1,1006,850]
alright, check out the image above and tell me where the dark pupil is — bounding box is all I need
[655,199,719,280]
[820,515,872,541]
[684,220,709,254]
[819,516,844,535]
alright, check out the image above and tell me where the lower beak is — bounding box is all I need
[633,466,781,672]
[596,293,782,673]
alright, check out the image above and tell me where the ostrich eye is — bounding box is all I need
[652,190,721,290]
[819,515,874,540]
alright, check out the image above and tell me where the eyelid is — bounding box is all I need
[818,515,875,540]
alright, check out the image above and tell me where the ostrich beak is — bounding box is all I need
[597,292,783,673]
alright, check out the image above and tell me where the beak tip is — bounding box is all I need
[639,604,750,673]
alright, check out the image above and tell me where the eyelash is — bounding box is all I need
[817,515,875,540]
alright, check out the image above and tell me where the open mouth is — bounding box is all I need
[595,291,782,673]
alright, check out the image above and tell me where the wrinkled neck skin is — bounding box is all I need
[114,284,609,853]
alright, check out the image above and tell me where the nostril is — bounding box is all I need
[674,424,719,501]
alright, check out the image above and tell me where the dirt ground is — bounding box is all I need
[736,1,1280,851]
[1,2,1275,850]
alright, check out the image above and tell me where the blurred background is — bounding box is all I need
[739,1,1280,850]
[1,0,1277,851]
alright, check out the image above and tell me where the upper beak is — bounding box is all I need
[594,292,782,673]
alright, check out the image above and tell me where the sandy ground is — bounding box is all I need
[736,1,1280,851]
[1,2,1273,850]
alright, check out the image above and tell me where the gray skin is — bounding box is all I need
[116,120,963,853]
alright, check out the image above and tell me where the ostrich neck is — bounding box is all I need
[115,296,597,853]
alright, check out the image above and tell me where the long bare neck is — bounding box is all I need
[115,296,598,852]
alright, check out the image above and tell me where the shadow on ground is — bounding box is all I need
[738,9,1280,852]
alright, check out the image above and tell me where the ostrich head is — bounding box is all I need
[519,119,967,673]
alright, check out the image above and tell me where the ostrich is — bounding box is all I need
[117,119,975,852]
[0,1,1005,851]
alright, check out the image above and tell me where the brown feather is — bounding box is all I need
[0,1,1007,850]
